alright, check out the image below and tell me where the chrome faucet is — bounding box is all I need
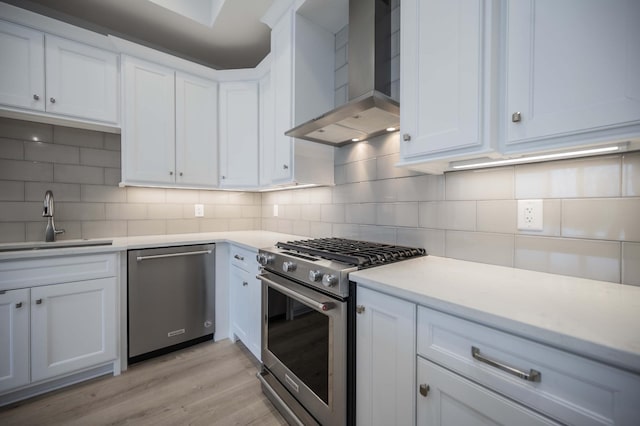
[42,190,64,242]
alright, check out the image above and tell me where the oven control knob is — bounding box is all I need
[256,253,274,266]
[282,261,297,272]
[322,274,338,287]
[309,270,323,282]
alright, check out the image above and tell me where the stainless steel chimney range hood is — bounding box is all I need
[285,0,399,146]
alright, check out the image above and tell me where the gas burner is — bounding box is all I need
[276,237,426,269]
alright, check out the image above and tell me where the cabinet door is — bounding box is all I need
[505,0,640,151]
[0,288,30,393]
[245,273,262,361]
[175,72,218,188]
[45,35,118,123]
[0,20,44,111]
[356,286,416,426]
[259,71,274,186]
[400,0,494,159]
[229,265,250,345]
[122,56,175,185]
[31,277,117,382]
[270,11,294,183]
[218,81,259,188]
[417,357,558,425]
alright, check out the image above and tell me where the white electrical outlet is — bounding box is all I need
[273,204,279,217]
[194,204,204,217]
[517,199,543,231]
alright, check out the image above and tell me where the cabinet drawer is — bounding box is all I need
[0,254,117,291]
[230,245,257,272]
[417,306,640,426]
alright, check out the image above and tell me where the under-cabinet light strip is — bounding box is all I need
[451,146,621,170]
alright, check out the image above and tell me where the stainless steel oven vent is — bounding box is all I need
[285,0,399,146]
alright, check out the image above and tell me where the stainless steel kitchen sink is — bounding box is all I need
[0,239,113,252]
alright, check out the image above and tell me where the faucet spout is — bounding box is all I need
[42,190,64,242]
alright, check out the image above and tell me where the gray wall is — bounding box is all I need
[0,118,261,242]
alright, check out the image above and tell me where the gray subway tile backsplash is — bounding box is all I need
[0,118,262,241]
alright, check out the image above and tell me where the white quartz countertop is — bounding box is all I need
[351,255,640,373]
[0,231,304,260]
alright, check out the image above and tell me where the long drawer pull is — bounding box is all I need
[136,250,212,261]
[234,254,245,261]
[471,346,541,382]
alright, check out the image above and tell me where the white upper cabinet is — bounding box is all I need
[503,0,640,153]
[0,20,118,125]
[0,20,44,111]
[219,81,260,188]
[45,35,118,123]
[122,56,176,186]
[400,0,499,164]
[259,70,275,186]
[122,56,218,189]
[270,11,295,183]
[263,7,335,187]
[175,71,218,187]
[398,0,640,173]
[400,0,494,158]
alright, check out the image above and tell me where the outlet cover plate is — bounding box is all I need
[517,199,543,231]
[194,204,204,217]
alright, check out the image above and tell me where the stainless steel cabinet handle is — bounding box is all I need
[471,346,541,382]
[16,302,23,309]
[242,281,248,286]
[356,305,365,314]
[283,164,289,170]
[419,384,430,397]
[403,133,411,141]
[36,298,43,305]
[137,250,212,261]
[221,175,226,180]
[169,171,174,176]
[257,274,333,312]
[512,111,522,122]
[50,97,56,104]
[234,254,244,261]
[179,172,183,176]
[33,94,40,100]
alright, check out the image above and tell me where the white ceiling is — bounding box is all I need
[3,0,275,69]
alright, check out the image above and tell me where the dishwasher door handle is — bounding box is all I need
[136,250,212,261]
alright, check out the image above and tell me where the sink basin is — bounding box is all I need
[0,239,113,253]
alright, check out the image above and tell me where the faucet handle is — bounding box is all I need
[55,228,65,235]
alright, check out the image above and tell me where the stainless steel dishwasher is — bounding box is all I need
[127,244,215,363]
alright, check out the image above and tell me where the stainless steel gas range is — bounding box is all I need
[256,238,426,426]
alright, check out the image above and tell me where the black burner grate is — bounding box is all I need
[276,238,426,268]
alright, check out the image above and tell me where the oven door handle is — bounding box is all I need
[257,274,334,312]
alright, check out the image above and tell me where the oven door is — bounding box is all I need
[258,271,347,426]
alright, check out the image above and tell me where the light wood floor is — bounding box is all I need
[0,339,287,426]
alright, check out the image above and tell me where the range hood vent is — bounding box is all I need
[285,0,399,146]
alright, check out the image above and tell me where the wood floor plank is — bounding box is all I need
[0,339,287,426]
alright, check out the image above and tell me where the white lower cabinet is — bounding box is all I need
[417,357,558,425]
[30,277,117,382]
[0,254,119,399]
[0,288,30,393]
[356,286,416,426]
[355,286,640,426]
[229,246,261,360]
